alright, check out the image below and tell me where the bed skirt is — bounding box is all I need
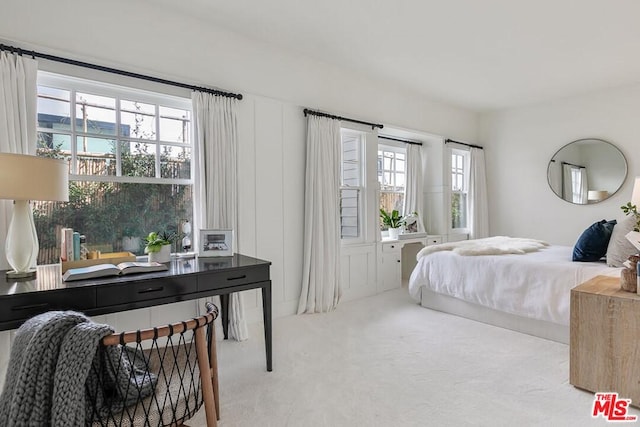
[419,288,569,344]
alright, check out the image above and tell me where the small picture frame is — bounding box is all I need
[199,229,233,257]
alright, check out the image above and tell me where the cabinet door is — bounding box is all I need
[379,250,401,291]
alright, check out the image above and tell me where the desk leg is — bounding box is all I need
[261,281,272,372]
[220,293,230,340]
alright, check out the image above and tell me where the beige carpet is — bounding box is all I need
[189,289,637,426]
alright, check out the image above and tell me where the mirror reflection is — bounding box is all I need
[547,138,627,205]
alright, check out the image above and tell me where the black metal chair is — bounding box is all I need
[86,302,220,426]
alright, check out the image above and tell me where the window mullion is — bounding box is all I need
[155,104,161,178]
[70,89,77,174]
[116,97,122,176]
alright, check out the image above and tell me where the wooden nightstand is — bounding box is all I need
[570,275,640,407]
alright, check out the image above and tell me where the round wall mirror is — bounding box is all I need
[547,138,627,205]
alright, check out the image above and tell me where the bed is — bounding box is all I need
[408,242,621,344]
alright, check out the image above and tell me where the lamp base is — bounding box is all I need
[6,269,37,280]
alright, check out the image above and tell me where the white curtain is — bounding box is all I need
[576,168,588,204]
[468,147,489,239]
[192,92,247,341]
[562,164,588,204]
[298,115,341,314]
[0,52,38,270]
[403,144,425,232]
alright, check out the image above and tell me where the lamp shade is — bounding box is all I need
[0,153,69,202]
[632,177,640,208]
[587,190,608,202]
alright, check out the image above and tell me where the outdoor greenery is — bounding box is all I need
[33,142,191,264]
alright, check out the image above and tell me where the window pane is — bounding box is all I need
[452,192,468,229]
[33,182,192,264]
[120,141,156,177]
[396,172,405,188]
[396,159,405,173]
[342,163,360,187]
[383,156,392,170]
[160,145,191,179]
[76,92,116,136]
[121,107,156,140]
[159,106,190,143]
[76,136,117,176]
[341,188,359,238]
[38,86,71,130]
[38,132,72,153]
[383,172,393,187]
[379,192,404,228]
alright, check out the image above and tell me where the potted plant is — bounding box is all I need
[144,231,174,263]
[380,209,406,240]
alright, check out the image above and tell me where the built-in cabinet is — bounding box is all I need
[378,241,403,291]
[376,234,443,291]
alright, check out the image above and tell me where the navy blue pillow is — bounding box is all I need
[572,219,617,262]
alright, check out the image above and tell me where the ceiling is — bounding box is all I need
[153,0,640,112]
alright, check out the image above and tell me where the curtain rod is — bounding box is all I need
[303,108,383,129]
[379,135,422,146]
[0,43,243,100]
[561,161,585,169]
[444,138,483,150]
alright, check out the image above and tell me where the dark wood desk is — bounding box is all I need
[0,253,272,371]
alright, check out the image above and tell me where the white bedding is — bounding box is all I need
[408,245,620,326]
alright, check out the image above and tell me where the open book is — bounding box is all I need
[62,262,168,282]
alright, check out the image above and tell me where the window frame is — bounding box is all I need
[377,142,407,224]
[37,71,193,186]
[340,129,365,243]
[449,147,470,233]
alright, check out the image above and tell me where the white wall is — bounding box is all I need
[479,84,640,246]
[0,0,477,320]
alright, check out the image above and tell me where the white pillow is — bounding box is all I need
[606,214,638,267]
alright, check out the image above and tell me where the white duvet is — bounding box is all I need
[408,245,620,326]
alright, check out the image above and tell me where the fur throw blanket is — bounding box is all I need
[0,311,156,426]
[417,236,549,259]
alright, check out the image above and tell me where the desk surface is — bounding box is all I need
[1,253,270,296]
[0,253,271,330]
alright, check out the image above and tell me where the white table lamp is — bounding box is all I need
[0,153,69,279]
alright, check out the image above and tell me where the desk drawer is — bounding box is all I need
[382,242,401,253]
[97,277,196,307]
[198,265,269,292]
[0,288,96,323]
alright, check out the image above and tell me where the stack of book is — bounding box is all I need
[60,227,81,262]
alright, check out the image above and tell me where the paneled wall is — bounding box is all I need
[236,96,306,320]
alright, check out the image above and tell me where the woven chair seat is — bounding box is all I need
[91,345,201,427]
[87,303,219,427]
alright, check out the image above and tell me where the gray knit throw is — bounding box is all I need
[0,311,157,426]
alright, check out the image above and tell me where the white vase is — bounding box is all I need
[388,227,401,240]
[149,244,171,263]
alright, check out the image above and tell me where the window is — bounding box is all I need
[451,149,469,230]
[377,145,406,223]
[340,130,364,240]
[35,72,193,264]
